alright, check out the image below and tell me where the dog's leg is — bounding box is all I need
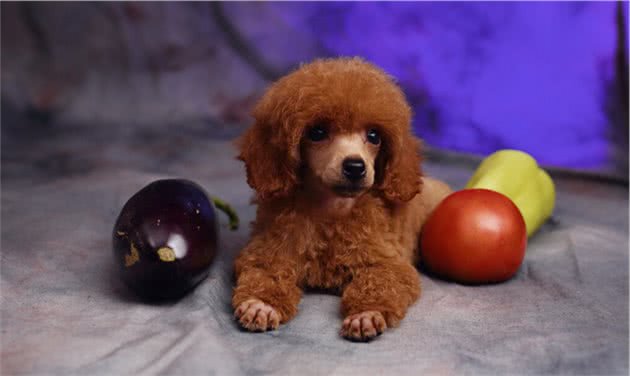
[419,176,452,221]
[339,260,420,341]
[232,239,302,332]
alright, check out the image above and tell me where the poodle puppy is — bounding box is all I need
[233,57,452,341]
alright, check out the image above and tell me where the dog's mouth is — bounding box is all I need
[331,184,366,198]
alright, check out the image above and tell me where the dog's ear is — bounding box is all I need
[377,131,423,202]
[236,119,301,202]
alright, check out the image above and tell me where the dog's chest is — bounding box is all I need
[299,221,370,289]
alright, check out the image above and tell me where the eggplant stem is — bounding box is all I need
[211,197,239,230]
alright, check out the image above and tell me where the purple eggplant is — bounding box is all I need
[112,179,237,300]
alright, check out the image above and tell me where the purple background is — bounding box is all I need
[2,2,628,174]
[223,1,627,171]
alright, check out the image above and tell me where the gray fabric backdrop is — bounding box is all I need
[1,121,628,375]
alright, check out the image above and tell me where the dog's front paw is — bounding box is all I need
[340,311,387,342]
[234,299,281,332]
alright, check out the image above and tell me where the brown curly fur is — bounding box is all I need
[233,57,452,340]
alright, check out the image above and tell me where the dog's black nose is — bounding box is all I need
[342,158,366,182]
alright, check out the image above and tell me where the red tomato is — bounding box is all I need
[420,189,527,284]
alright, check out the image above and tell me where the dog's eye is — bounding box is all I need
[366,128,381,145]
[307,125,328,142]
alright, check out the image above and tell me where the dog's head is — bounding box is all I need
[237,57,422,203]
